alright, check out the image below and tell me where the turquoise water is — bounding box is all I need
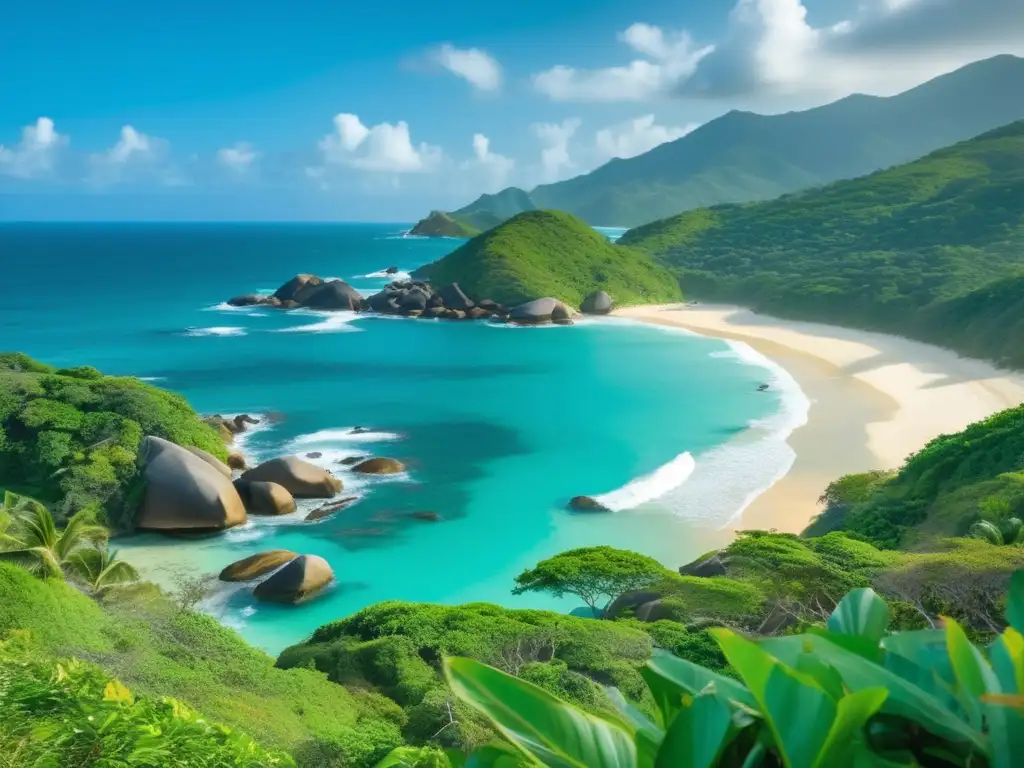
[0,223,805,654]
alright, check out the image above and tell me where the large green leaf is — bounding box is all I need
[989,628,1024,696]
[1007,570,1024,634]
[760,634,986,752]
[828,589,891,646]
[814,688,889,768]
[444,657,635,768]
[376,747,453,767]
[944,618,991,730]
[604,687,663,768]
[643,648,757,722]
[465,744,534,768]
[655,693,735,768]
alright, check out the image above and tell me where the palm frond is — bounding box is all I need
[968,519,1004,545]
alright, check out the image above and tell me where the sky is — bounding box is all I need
[1,0,1022,222]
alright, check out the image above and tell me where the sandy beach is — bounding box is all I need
[618,304,1024,534]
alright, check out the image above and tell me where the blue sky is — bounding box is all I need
[1,0,1021,221]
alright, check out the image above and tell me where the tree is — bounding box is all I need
[512,547,668,616]
[66,547,140,596]
[0,492,108,580]
[969,518,1023,546]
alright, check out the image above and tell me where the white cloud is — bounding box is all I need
[534,0,1024,105]
[0,117,67,178]
[218,142,258,172]
[318,113,442,173]
[533,23,714,101]
[435,44,502,92]
[531,118,581,183]
[462,133,514,190]
[89,125,174,186]
[593,115,698,163]
[105,125,154,164]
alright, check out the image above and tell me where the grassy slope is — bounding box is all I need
[0,563,400,766]
[413,210,682,307]
[409,211,480,238]
[623,121,1024,364]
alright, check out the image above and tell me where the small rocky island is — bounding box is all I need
[228,273,615,326]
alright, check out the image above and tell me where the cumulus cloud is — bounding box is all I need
[217,142,259,173]
[318,113,442,173]
[89,125,174,185]
[534,0,1024,105]
[533,23,714,101]
[593,115,698,163]
[531,118,581,183]
[0,117,67,178]
[462,133,514,190]
[435,44,502,92]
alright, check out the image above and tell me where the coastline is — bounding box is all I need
[616,303,1024,534]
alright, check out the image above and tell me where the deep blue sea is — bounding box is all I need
[0,222,807,653]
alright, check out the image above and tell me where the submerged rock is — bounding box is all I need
[227,294,265,307]
[240,456,342,498]
[409,511,443,522]
[135,436,247,531]
[352,457,406,475]
[219,550,297,582]
[305,496,360,522]
[581,290,613,315]
[235,480,297,516]
[253,555,334,603]
[568,496,609,513]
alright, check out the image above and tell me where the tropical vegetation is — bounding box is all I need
[0,352,226,526]
[412,210,682,307]
[622,120,1024,367]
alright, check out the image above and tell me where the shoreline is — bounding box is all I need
[616,304,1024,533]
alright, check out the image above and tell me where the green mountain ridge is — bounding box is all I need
[411,210,682,307]
[412,54,1024,230]
[623,119,1024,367]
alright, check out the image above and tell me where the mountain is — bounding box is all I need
[408,211,484,238]
[452,187,536,221]
[411,210,682,307]
[414,55,1024,230]
[622,120,1024,366]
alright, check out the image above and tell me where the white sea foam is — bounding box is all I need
[203,302,266,315]
[274,311,361,333]
[184,326,247,337]
[362,268,412,281]
[138,376,166,382]
[593,452,697,512]
[288,427,402,446]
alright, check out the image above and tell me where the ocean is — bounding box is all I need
[0,222,808,654]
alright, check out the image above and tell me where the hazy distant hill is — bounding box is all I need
[623,121,1024,366]
[414,55,1024,230]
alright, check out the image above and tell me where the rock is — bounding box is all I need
[447,309,466,320]
[568,496,609,513]
[233,414,259,432]
[428,293,445,307]
[227,294,265,307]
[477,299,506,314]
[422,306,445,319]
[240,456,342,498]
[219,550,297,582]
[264,296,282,308]
[552,303,573,325]
[235,480,297,516]
[438,283,475,311]
[365,290,395,312]
[305,496,359,522]
[410,511,443,522]
[757,383,770,392]
[350,426,371,434]
[580,290,613,315]
[400,288,429,312]
[203,417,234,443]
[337,455,367,466]
[352,457,406,475]
[273,274,323,302]
[509,297,570,325]
[185,446,233,479]
[135,436,247,531]
[635,599,678,623]
[467,307,490,319]
[280,300,301,309]
[253,555,334,604]
[678,552,728,578]
[305,452,323,459]
[299,280,364,311]
[227,452,247,470]
[605,590,662,620]
[385,266,399,274]
[405,309,423,318]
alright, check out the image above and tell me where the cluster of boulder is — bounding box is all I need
[227,273,616,326]
[219,550,334,604]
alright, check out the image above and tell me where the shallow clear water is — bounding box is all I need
[0,222,805,653]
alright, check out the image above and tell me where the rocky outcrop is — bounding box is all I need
[274,274,322,302]
[352,457,406,475]
[227,452,247,470]
[337,455,367,466]
[135,436,247,531]
[438,283,474,310]
[253,555,334,603]
[227,294,265,307]
[235,480,297,516]
[604,590,661,620]
[678,552,728,578]
[568,496,609,513]
[185,446,233,479]
[301,280,365,311]
[305,496,359,522]
[240,456,342,498]
[509,298,574,325]
[385,266,399,275]
[581,290,613,315]
[219,550,297,582]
